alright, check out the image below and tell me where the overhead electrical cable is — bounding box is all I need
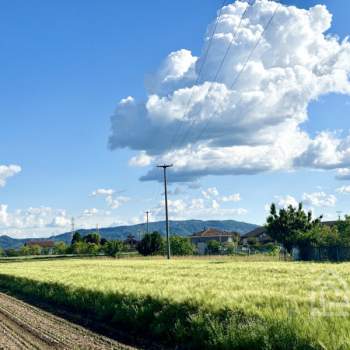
[150,0,230,208]
[175,0,254,151]
[188,1,281,149]
[166,0,229,152]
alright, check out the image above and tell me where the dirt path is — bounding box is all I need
[0,292,136,350]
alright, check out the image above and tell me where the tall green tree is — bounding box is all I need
[266,202,321,253]
[20,244,41,256]
[53,242,68,254]
[207,240,220,254]
[71,241,88,254]
[83,233,101,245]
[100,238,108,246]
[105,240,124,257]
[5,249,19,257]
[137,232,163,256]
[336,215,350,246]
[86,243,100,255]
[170,236,194,256]
[71,231,82,245]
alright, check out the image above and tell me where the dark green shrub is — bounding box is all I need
[137,232,163,256]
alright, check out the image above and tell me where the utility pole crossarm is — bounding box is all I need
[157,164,173,260]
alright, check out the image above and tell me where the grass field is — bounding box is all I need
[0,257,349,349]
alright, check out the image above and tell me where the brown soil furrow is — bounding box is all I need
[0,292,136,349]
[0,302,62,347]
[0,311,50,350]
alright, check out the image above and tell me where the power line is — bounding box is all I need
[167,0,229,152]
[190,1,280,148]
[229,2,280,91]
[149,2,280,238]
[174,0,254,151]
[148,1,233,220]
[147,165,163,218]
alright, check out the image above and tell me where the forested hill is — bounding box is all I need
[0,219,258,249]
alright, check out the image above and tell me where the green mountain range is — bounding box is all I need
[0,219,258,249]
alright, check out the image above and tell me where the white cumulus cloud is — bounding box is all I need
[152,197,247,221]
[336,186,350,194]
[0,204,130,238]
[222,193,241,202]
[108,0,350,182]
[91,188,114,196]
[302,191,337,207]
[129,151,153,167]
[0,204,9,226]
[91,188,129,209]
[151,185,246,221]
[49,213,71,228]
[336,168,350,180]
[82,208,99,216]
[202,187,219,199]
[0,165,21,187]
[0,206,73,237]
[276,195,299,209]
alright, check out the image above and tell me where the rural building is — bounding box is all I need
[190,228,240,255]
[25,240,55,254]
[241,227,273,245]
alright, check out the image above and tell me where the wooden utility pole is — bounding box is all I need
[145,211,150,235]
[157,164,173,259]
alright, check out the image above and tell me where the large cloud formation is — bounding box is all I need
[109,0,350,182]
[0,206,71,237]
[150,187,247,221]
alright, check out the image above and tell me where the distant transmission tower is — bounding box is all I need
[96,223,100,235]
[336,211,343,220]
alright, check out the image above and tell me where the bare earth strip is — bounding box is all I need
[0,292,136,350]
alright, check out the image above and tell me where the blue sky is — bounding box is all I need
[0,0,349,237]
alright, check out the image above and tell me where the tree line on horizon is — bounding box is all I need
[0,202,349,260]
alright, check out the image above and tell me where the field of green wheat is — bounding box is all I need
[0,257,349,349]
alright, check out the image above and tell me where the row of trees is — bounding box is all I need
[0,231,195,258]
[0,233,128,258]
[4,203,348,259]
[70,231,192,257]
[136,232,195,256]
[1,242,68,257]
[69,231,195,257]
[70,232,128,257]
[266,203,350,258]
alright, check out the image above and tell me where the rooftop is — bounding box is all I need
[26,240,55,248]
[191,228,239,238]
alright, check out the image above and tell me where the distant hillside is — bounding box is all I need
[0,236,28,250]
[0,219,258,249]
